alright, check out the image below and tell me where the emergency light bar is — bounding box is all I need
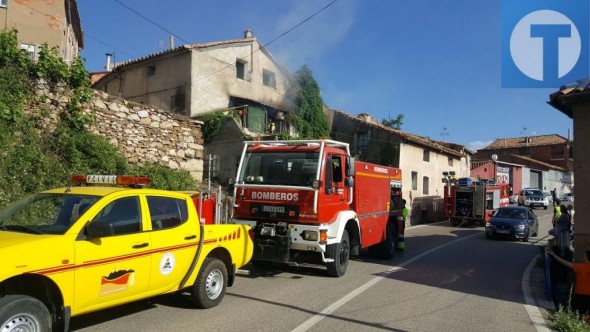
[71,175,150,186]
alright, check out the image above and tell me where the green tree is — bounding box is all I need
[291,65,329,139]
[381,114,405,130]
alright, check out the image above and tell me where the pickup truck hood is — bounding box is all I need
[0,231,74,279]
[0,231,48,249]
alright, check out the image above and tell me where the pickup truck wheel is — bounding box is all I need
[191,258,227,309]
[326,230,349,277]
[0,295,51,332]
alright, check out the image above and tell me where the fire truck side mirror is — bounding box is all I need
[227,177,235,185]
[345,177,354,188]
[346,156,355,177]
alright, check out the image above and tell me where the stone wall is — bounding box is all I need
[30,86,204,180]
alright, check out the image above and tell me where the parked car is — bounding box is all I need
[543,191,553,206]
[509,194,519,204]
[485,206,539,241]
[518,188,548,209]
[559,192,574,203]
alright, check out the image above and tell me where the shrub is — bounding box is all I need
[130,163,197,191]
[551,308,590,332]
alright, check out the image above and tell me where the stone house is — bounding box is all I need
[92,29,295,125]
[548,79,589,262]
[0,0,82,62]
[92,30,298,184]
[327,109,473,224]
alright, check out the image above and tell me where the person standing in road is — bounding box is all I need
[551,188,557,206]
[546,247,590,315]
[552,199,562,227]
[551,205,571,250]
[397,199,408,251]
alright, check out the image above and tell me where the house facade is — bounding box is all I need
[548,79,589,262]
[92,30,295,128]
[0,0,82,62]
[474,134,573,171]
[327,109,473,224]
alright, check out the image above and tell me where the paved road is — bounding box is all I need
[71,206,555,331]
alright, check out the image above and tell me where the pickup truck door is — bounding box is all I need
[146,195,199,293]
[73,195,152,313]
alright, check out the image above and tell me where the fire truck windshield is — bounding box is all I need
[239,151,319,186]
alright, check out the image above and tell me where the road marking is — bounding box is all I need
[407,221,448,229]
[291,232,481,332]
[522,254,551,332]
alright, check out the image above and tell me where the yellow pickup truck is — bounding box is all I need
[0,175,253,331]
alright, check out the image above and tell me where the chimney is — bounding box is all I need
[169,35,175,49]
[244,29,253,38]
[105,53,113,72]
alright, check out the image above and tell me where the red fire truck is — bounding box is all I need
[231,139,403,277]
[443,178,510,226]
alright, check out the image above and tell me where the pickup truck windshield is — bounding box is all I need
[239,151,319,186]
[0,193,100,235]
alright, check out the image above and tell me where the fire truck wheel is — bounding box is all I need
[0,295,52,332]
[326,230,349,277]
[190,258,227,309]
[378,222,397,259]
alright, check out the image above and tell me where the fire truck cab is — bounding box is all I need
[444,177,509,226]
[231,139,403,277]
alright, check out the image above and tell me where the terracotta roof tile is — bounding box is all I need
[548,78,590,118]
[481,134,568,150]
[508,154,566,171]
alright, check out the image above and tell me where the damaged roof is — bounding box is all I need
[331,109,470,159]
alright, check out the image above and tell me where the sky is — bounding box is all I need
[77,0,575,151]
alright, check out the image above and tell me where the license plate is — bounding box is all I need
[496,229,510,234]
[262,205,285,213]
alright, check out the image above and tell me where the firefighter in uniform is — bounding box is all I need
[398,199,408,251]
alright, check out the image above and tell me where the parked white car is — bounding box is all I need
[543,191,553,206]
[518,188,548,209]
[509,194,519,204]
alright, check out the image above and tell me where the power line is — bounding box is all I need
[193,0,338,84]
[262,0,338,49]
[85,33,134,58]
[112,0,191,45]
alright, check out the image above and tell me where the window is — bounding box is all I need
[0,0,7,7]
[90,196,142,236]
[518,147,530,156]
[551,145,564,158]
[263,69,276,88]
[147,196,188,230]
[412,171,418,190]
[236,60,245,80]
[423,150,430,162]
[20,43,36,60]
[423,176,429,195]
[146,65,156,76]
[448,157,453,166]
[170,88,186,113]
[356,132,368,150]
